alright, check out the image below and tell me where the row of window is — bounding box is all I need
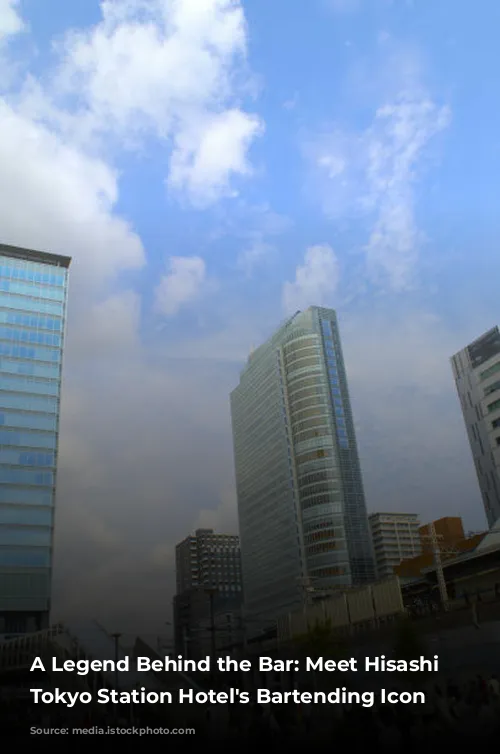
[283,337,318,357]
[0,430,56,449]
[0,279,65,302]
[487,398,500,414]
[0,392,58,413]
[295,448,331,466]
[302,492,342,509]
[0,486,52,505]
[289,394,327,416]
[0,342,60,363]
[0,310,63,332]
[0,263,65,287]
[286,357,321,376]
[0,547,50,567]
[0,293,64,316]
[0,506,52,525]
[292,416,329,436]
[0,411,57,432]
[303,517,342,533]
[0,468,53,486]
[305,528,344,543]
[0,375,59,397]
[0,451,54,467]
[0,357,60,379]
[294,426,330,444]
[0,526,52,546]
[284,347,318,369]
[306,541,343,555]
[0,326,61,347]
[298,469,337,487]
[485,379,500,398]
[291,408,327,428]
[301,481,341,498]
[480,360,500,382]
[309,566,347,577]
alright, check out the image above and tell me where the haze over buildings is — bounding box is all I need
[231,306,375,622]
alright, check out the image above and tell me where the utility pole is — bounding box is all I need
[430,521,448,610]
[420,522,460,612]
[205,588,218,680]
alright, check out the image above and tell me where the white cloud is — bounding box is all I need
[308,92,450,290]
[0,0,24,41]
[237,240,276,276]
[155,256,207,316]
[0,101,145,288]
[43,0,263,204]
[168,108,264,206]
[282,244,340,315]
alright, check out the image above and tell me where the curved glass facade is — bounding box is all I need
[0,244,70,636]
[231,307,374,622]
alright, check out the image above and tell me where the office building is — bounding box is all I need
[0,242,71,637]
[451,327,500,527]
[369,512,422,579]
[230,306,375,623]
[175,528,242,595]
[173,529,242,657]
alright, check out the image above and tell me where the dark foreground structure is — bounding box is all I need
[1,617,500,747]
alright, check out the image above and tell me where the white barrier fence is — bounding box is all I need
[277,577,405,641]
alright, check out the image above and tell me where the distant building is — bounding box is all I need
[173,529,242,658]
[419,516,465,550]
[451,327,500,527]
[395,528,486,582]
[231,307,375,626]
[369,512,422,579]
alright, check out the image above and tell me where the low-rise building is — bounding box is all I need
[369,512,422,579]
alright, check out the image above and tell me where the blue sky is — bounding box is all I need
[1,0,499,634]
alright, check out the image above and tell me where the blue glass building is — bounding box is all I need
[230,307,375,623]
[0,243,71,637]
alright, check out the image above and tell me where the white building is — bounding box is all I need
[451,326,500,528]
[369,512,422,579]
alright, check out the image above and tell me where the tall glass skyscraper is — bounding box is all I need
[451,326,500,528]
[0,243,71,638]
[230,306,375,622]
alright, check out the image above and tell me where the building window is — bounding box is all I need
[480,361,500,382]
[487,398,500,414]
[485,379,500,397]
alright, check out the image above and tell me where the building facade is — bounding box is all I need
[451,327,500,528]
[230,306,375,624]
[369,512,422,579]
[0,243,71,637]
[173,529,242,657]
[419,516,465,551]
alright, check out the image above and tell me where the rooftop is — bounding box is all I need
[0,241,71,269]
